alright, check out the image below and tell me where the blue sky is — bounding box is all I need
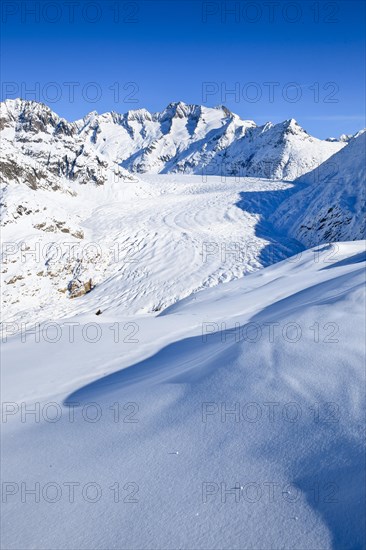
[1,0,365,138]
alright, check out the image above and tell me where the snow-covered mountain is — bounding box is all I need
[1,99,346,182]
[1,99,364,326]
[76,100,346,179]
[0,98,133,192]
[273,130,366,247]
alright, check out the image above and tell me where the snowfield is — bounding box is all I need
[1,98,365,550]
[1,174,303,326]
[1,242,365,549]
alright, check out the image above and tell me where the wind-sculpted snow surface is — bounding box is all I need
[2,242,365,549]
[273,131,366,247]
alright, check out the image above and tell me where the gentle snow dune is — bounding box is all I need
[2,242,365,549]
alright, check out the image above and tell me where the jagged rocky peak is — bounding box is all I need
[214,104,235,119]
[257,118,309,144]
[1,98,74,136]
[158,101,202,121]
[2,98,54,118]
[125,108,153,122]
[75,110,99,131]
[82,109,99,122]
[282,118,307,134]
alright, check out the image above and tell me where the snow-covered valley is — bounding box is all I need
[1,173,305,326]
[1,99,365,550]
[2,99,364,328]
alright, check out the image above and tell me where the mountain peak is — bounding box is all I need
[165,101,188,109]
[125,108,152,122]
[284,118,299,128]
[1,98,56,118]
[161,101,195,118]
[281,118,309,136]
[0,98,69,135]
[214,104,234,118]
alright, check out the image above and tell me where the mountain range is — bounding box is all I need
[1,98,365,326]
[1,98,347,186]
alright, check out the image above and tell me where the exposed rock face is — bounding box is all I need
[75,102,346,180]
[68,278,94,298]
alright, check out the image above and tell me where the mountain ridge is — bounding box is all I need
[1,98,353,182]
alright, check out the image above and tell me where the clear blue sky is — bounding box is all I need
[1,0,365,138]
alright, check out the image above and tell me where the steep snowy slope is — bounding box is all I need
[2,242,365,549]
[273,131,366,246]
[1,99,346,181]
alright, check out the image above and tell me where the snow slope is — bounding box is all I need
[1,98,365,550]
[1,241,365,549]
[273,131,366,247]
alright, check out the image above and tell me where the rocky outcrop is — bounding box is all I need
[68,278,94,298]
